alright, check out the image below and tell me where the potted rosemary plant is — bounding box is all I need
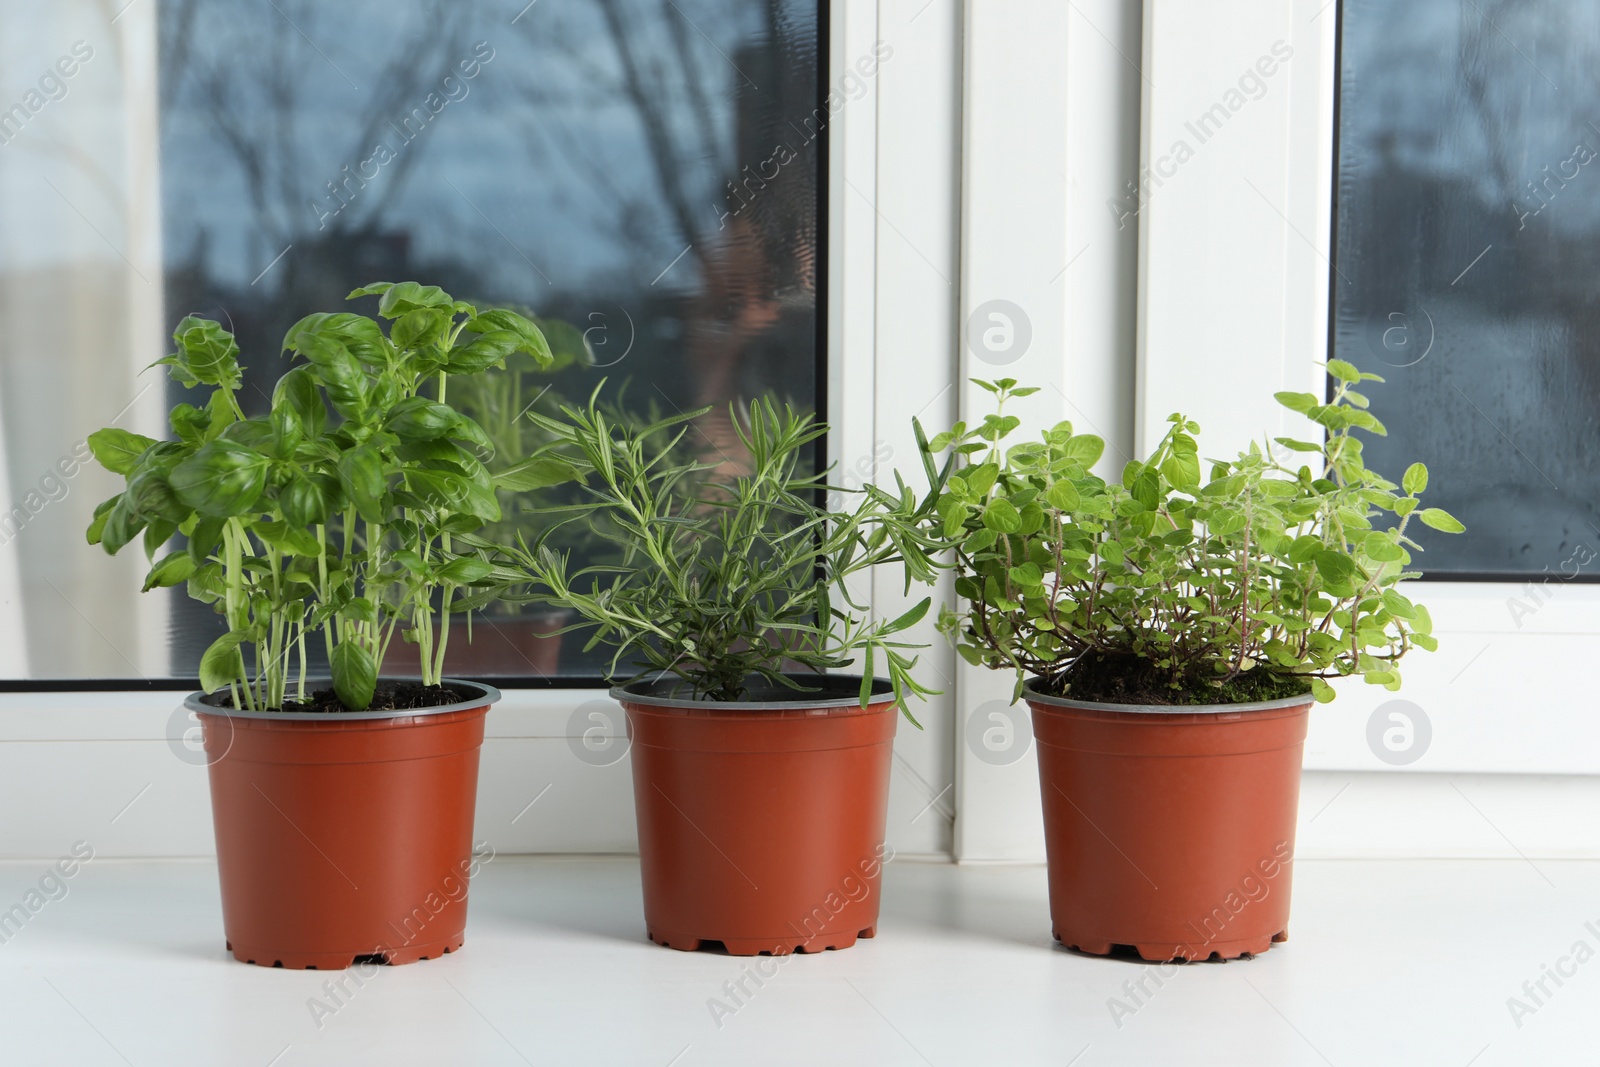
[85,281,551,969]
[917,364,1461,961]
[471,387,944,955]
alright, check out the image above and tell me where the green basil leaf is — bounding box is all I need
[446,329,521,374]
[338,445,388,523]
[439,557,493,583]
[449,414,495,459]
[199,630,249,695]
[316,313,391,366]
[281,474,337,528]
[468,309,554,368]
[375,281,454,318]
[386,396,458,441]
[331,641,377,711]
[86,496,118,546]
[165,316,242,389]
[253,520,321,557]
[272,365,328,440]
[169,441,269,518]
[168,403,212,444]
[292,334,367,421]
[494,457,583,492]
[221,417,275,453]
[87,428,158,476]
[99,493,146,555]
[187,516,226,564]
[392,308,450,350]
[345,597,379,625]
[143,518,179,561]
[142,551,197,592]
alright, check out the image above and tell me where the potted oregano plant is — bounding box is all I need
[917,364,1461,961]
[85,281,551,969]
[469,387,945,955]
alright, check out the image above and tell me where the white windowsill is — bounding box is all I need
[0,855,1588,1063]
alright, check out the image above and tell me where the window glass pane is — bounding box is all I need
[1335,0,1599,578]
[0,0,822,682]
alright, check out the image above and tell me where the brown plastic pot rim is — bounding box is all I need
[612,674,892,711]
[185,679,501,721]
[1021,676,1313,716]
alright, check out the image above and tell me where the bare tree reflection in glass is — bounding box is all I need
[511,0,819,473]
[154,0,825,677]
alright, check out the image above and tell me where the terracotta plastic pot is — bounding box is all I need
[191,681,499,970]
[614,675,898,956]
[1023,679,1311,962]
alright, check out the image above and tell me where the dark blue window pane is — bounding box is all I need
[1335,0,1599,578]
[159,0,822,677]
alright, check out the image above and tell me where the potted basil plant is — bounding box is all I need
[468,387,946,955]
[917,364,1461,961]
[85,281,552,969]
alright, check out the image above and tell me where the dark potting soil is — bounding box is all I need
[201,680,475,714]
[1041,652,1312,707]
